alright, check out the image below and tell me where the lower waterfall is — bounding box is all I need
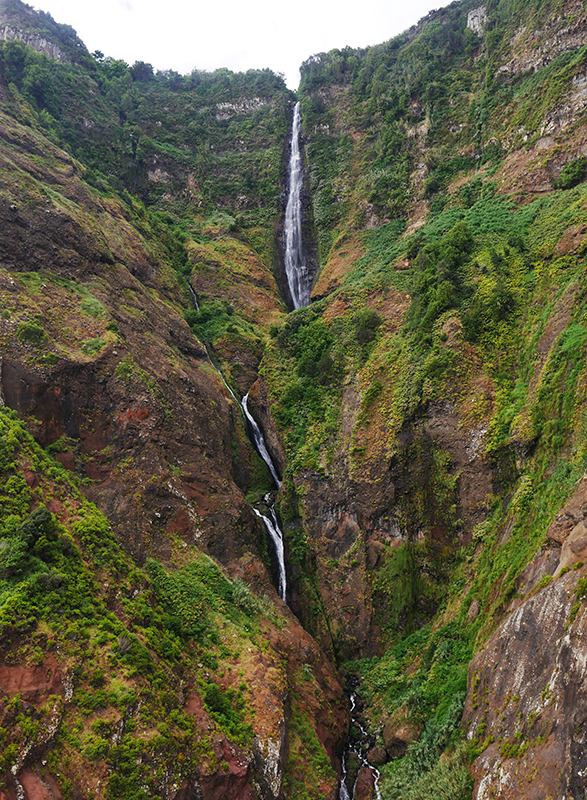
[253,499,287,602]
[242,393,281,488]
[188,286,288,603]
[241,396,287,603]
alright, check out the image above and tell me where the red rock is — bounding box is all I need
[0,656,64,701]
[23,469,38,488]
[0,783,17,800]
[366,745,387,766]
[167,506,191,537]
[54,452,75,472]
[118,407,150,423]
[353,765,376,800]
[46,498,63,515]
[19,767,62,800]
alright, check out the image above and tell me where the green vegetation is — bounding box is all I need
[555,157,587,190]
[283,695,336,799]
[346,622,473,800]
[17,319,46,345]
[0,407,286,796]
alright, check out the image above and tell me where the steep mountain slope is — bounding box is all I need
[0,3,347,799]
[2,0,587,799]
[259,0,587,797]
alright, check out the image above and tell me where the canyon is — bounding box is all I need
[1,0,587,798]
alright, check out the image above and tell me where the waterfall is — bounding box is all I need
[186,289,288,602]
[242,393,282,488]
[339,752,352,800]
[241,395,287,603]
[284,101,310,309]
[187,283,200,311]
[253,499,287,602]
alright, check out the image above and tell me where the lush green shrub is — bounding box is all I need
[17,320,46,345]
[554,157,587,190]
[203,682,252,746]
[80,337,106,355]
[354,308,383,345]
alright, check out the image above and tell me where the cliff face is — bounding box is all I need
[0,8,347,797]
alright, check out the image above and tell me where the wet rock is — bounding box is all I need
[366,744,387,766]
[382,719,419,759]
[353,766,376,800]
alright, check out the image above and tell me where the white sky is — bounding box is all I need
[31,0,442,90]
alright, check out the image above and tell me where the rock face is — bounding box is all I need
[467,6,487,36]
[0,24,68,62]
[464,569,587,799]
[286,392,496,660]
[463,480,587,798]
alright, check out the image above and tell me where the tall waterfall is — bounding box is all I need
[284,101,311,309]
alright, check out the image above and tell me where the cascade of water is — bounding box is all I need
[241,396,287,602]
[253,497,287,602]
[284,101,310,309]
[187,285,288,603]
[339,693,382,800]
[187,283,200,311]
[339,751,352,800]
[242,393,282,488]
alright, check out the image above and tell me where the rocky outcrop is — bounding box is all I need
[464,568,587,799]
[467,6,487,36]
[215,98,271,121]
[0,24,69,63]
[498,2,587,78]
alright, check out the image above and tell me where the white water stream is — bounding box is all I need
[242,396,287,601]
[242,395,287,602]
[253,499,287,602]
[187,287,287,602]
[242,393,282,489]
[284,101,311,309]
[339,693,382,800]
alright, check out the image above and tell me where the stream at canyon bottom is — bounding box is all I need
[339,692,382,800]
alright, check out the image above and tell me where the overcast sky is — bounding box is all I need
[31,0,442,89]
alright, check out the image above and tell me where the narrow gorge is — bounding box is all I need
[2,0,587,798]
